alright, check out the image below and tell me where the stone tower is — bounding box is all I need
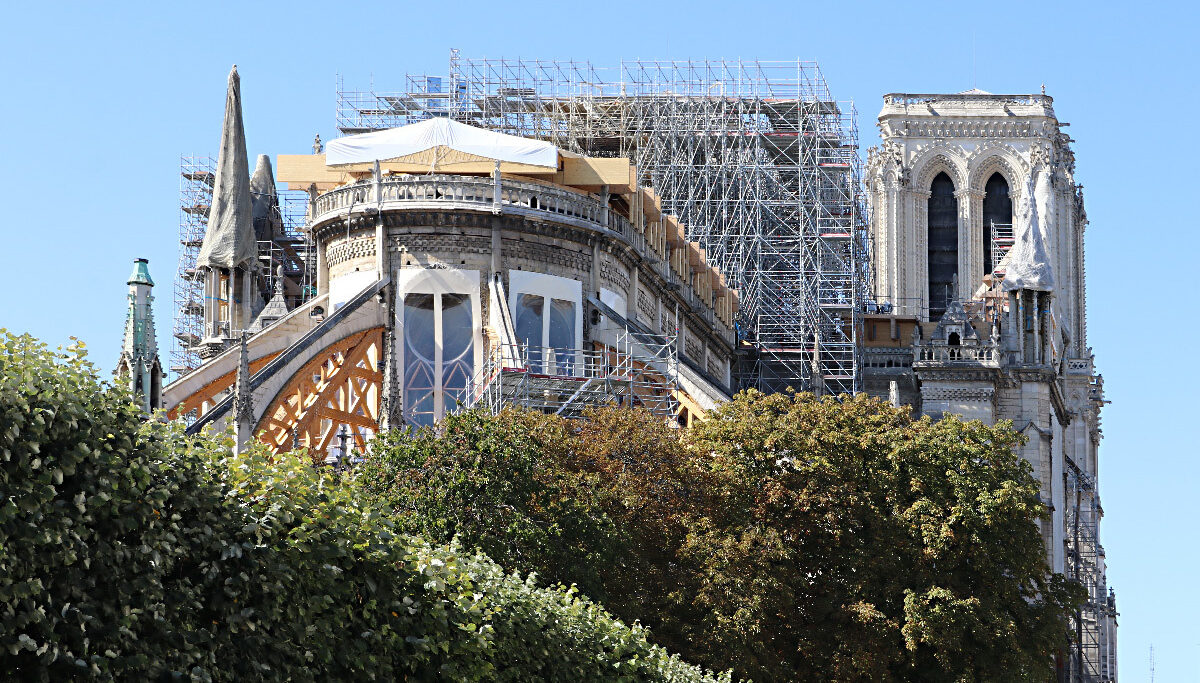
[116,258,163,414]
[862,90,1117,681]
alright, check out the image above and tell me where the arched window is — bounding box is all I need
[983,173,1012,275]
[397,269,481,428]
[927,172,958,317]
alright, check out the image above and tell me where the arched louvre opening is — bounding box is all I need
[983,173,1013,275]
[927,172,958,317]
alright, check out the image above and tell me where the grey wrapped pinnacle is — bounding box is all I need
[197,65,258,271]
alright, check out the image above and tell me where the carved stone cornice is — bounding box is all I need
[914,366,1001,382]
[920,386,995,401]
[898,119,1044,140]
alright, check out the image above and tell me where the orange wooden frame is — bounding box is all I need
[256,328,384,456]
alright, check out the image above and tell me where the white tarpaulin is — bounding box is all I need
[326,117,558,168]
[1002,170,1056,292]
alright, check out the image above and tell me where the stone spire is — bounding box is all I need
[197,65,257,271]
[116,258,162,415]
[250,265,290,332]
[233,331,254,453]
[249,154,281,242]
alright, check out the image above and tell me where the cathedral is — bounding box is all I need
[118,66,1117,681]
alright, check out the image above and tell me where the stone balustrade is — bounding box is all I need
[882,93,1051,107]
[914,344,998,366]
[311,174,728,335]
[863,347,914,370]
[312,174,653,250]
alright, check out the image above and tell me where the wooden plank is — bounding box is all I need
[558,157,633,193]
[665,215,687,246]
[276,154,352,191]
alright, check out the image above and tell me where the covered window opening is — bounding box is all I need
[402,292,476,428]
[983,173,1013,275]
[927,172,958,317]
[509,271,583,376]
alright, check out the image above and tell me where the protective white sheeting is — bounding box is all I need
[1002,170,1056,292]
[326,117,558,168]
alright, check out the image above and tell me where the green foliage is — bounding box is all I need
[0,330,727,683]
[359,408,706,649]
[362,393,1081,682]
[684,390,1082,681]
[361,410,618,601]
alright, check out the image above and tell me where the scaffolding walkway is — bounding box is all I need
[469,333,679,421]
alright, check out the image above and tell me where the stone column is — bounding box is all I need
[912,189,931,320]
[960,187,985,291]
[955,187,973,299]
[316,239,328,297]
[204,269,217,338]
[240,267,252,332]
[627,263,639,322]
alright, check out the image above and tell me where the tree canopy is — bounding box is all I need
[0,330,728,683]
[361,392,1081,682]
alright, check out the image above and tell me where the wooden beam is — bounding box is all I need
[276,154,352,191]
[558,157,633,193]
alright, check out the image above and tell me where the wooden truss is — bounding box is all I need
[257,327,384,458]
[167,352,280,421]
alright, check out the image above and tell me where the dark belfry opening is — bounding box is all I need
[927,172,958,317]
[983,173,1012,275]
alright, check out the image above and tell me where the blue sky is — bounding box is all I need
[0,1,1195,678]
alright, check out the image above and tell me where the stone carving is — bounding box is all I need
[325,234,377,268]
[920,386,995,401]
[1029,144,1052,170]
[684,335,703,362]
[637,287,656,324]
[599,257,630,292]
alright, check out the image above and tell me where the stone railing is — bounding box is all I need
[863,347,914,370]
[311,174,730,339]
[914,344,998,366]
[312,175,646,246]
[882,93,1052,108]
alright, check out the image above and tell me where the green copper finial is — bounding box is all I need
[128,258,154,287]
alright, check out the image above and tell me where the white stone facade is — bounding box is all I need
[863,91,1117,681]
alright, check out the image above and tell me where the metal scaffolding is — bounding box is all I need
[336,52,868,395]
[171,157,315,378]
[470,331,680,421]
[172,155,215,375]
[1064,457,1118,683]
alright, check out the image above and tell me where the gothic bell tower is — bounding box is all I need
[861,90,1117,681]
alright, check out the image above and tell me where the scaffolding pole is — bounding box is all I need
[335,53,868,396]
[470,330,680,422]
[172,156,315,379]
[1064,457,1118,682]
